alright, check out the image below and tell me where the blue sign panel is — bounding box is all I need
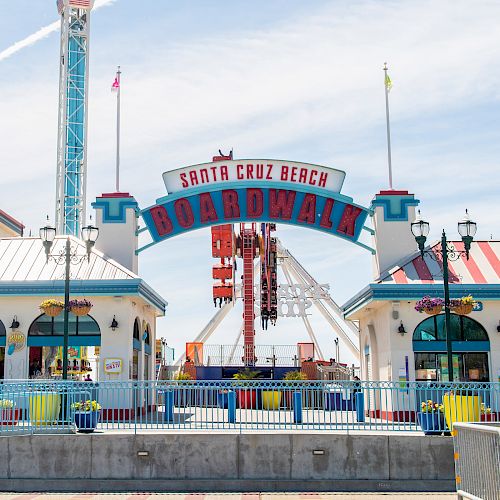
[141,182,370,245]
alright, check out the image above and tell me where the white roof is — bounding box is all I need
[0,236,137,282]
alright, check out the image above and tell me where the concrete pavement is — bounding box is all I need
[0,494,458,499]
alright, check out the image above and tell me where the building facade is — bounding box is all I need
[343,190,500,384]
[0,193,166,382]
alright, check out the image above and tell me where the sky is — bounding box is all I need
[1,0,499,364]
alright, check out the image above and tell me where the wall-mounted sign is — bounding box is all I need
[7,331,25,353]
[104,358,123,374]
[163,160,346,195]
[473,301,483,311]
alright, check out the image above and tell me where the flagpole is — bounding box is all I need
[383,62,393,190]
[115,66,121,193]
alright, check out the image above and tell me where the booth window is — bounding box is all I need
[132,318,141,380]
[144,324,151,345]
[133,318,140,341]
[0,319,5,379]
[413,314,489,382]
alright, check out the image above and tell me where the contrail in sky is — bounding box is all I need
[0,0,117,62]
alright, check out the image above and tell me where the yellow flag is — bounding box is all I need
[385,73,393,92]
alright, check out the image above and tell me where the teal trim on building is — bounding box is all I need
[92,196,138,223]
[412,340,490,352]
[371,193,419,221]
[0,279,167,314]
[343,283,500,317]
[0,336,5,347]
[145,343,152,355]
[27,335,101,347]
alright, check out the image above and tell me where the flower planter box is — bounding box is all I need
[451,304,473,315]
[236,389,257,409]
[29,392,61,426]
[0,408,20,426]
[417,411,444,435]
[74,410,101,433]
[323,391,355,411]
[424,305,442,315]
[217,390,235,409]
[71,305,92,316]
[480,413,497,422]
[443,394,481,430]
[262,390,281,410]
[42,305,63,317]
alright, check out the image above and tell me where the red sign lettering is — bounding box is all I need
[199,192,218,223]
[247,188,263,217]
[269,189,296,220]
[174,198,194,228]
[337,204,363,237]
[297,193,316,224]
[320,198,334,229]
[318,172,328,188]
[222,190,241,219]
[150,205,173,237]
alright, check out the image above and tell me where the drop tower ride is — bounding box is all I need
[55,0,94,235]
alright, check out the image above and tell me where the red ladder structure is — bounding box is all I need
[241,223,257,366]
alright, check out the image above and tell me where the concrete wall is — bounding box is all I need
[0,432,455,492]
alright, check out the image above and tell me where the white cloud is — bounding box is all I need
[0,0,117,63]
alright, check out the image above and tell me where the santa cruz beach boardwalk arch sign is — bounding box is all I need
[139,159,374,252]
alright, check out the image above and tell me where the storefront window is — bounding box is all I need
[0,319,5,379]
[415,352,489,382]
[133,318,140,341]
[28,314,100,380]
[144,354,150,380]
[0,347,4,380]
[132,349,139,380]
[415,353,437,381]
[413,314,490,382]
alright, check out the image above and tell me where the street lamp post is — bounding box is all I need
[411,210,477,382]
[39,220,99,380]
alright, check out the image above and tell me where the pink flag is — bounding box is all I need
[111,77,120,92]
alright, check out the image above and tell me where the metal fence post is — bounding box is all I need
[228,391,236,424]
[164,390,174,423]
[293,391,302,424]
[356,392,365,423]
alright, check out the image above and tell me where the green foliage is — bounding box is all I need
[283,370,307,381]
[71,400,101,412]
[233,368,262,380]
[39,299,64,309]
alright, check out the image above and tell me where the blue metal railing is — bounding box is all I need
[0,380,498,434]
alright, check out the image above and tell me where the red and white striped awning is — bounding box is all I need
[380,241,500,285]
